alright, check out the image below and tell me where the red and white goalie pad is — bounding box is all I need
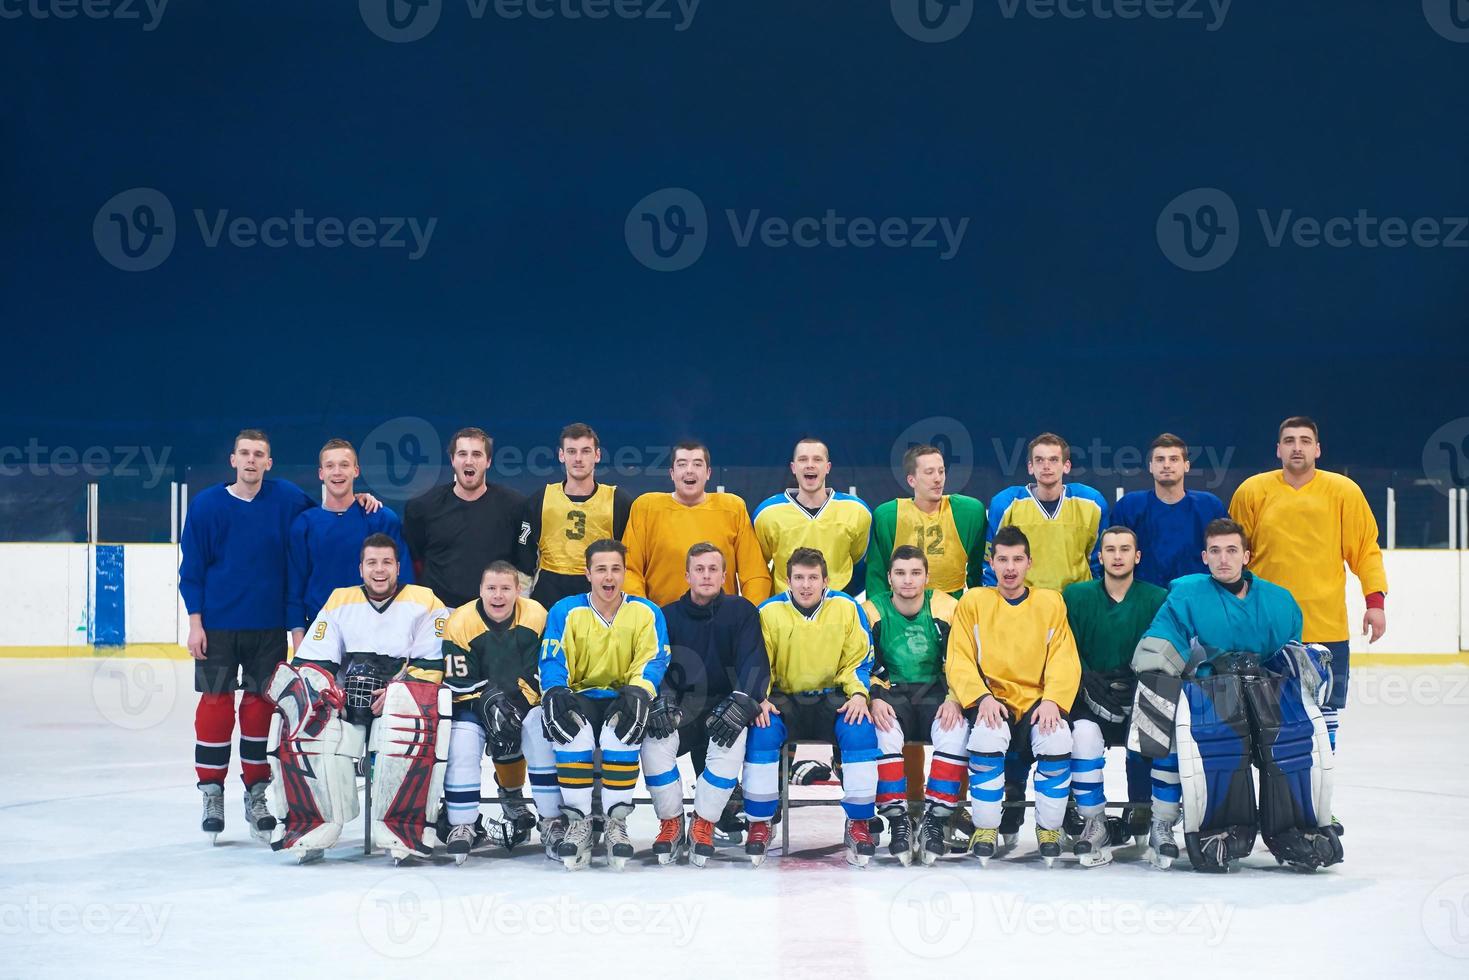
[264,661,364,853]
[369,679,450,856]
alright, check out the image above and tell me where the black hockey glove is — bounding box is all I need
[540,686,586,745]
[1081,669,1136,724]
[705,691,760,748]
[476,688,525,752]
[646,696,684,740]
[607,685,652,744]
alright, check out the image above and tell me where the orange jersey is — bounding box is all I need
[622,492,772,607]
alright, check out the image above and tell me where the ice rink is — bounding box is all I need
[3,657,1468,979]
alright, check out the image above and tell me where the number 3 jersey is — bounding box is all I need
[294,583,448,683]
[440,596,548,713]
[514,482,633,607]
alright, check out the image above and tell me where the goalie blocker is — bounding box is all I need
[265,659,450,862]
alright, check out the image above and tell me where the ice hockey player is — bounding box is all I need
[264,533,448,865]
[1062,526,1168,867]
[947,526,1080,867]
[863,545,963,865]
[741,547,878,868]
[640,542,770,866]
[1130,517,1342,873]
[439,560,548,865]
[535,539,670,871]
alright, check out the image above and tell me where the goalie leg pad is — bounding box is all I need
[1128,670,1183,759]
[264,662,360,852]
[369,680,448,856]
[1245,673,1341,868]
[1175,674,1257,869]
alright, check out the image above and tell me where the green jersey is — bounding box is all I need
[862,589,958,686]
[1061,577,1167,674]
[866,494,987,599]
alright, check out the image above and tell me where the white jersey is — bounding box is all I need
[295,584,447,679]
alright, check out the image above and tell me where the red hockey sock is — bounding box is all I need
[876,753,907,808]
[194,693,235,785]
[925,751,967,807]
[237,693,273,788]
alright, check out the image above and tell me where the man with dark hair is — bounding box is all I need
[534,538,670,871]
[867,444,987,599]
[1230,416,1387,786]
[515,422,633,608]
[288,438,413,648]
[640,542,770,866]
[181,429,379,844]
[947,525,1080,866]
[1062,525,1169,867]
[1130,517,1339,872]
[984,432,1108,590]
[741,546,878,867]
[863,544,963,864]
[1110,433,1228,589]
[753,436,871,594]
[623,440,771,606]
[404,426,526,609]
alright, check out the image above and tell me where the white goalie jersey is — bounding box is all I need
[294,583,448,680]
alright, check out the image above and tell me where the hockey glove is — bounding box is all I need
[646,696,684,740]
[540,686,586,745]
[705,691,760,748]
[606,685,652,744]
[475,687,525,752]
[1081,669,1136,724]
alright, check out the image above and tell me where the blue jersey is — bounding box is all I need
[1110,489,1228,588]
[287,502,414,629]
[1138,571,1302,674]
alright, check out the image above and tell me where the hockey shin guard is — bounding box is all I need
[445,720,486,827]
[195,693,234,785]
[238,693,273,788]
[694,730,745,823]
[640,732,685,820]
[834,716,879,821]
[1070,720,1106,818]
[741,715,787,821]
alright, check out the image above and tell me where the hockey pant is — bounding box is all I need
[1175,671,1339,868]
[742,691,879,822]
[641,709,746,823]
[967,705,1072,831]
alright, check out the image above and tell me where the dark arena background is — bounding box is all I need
[1,3,1467,978]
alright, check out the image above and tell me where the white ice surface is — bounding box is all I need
[2,659,1468,979]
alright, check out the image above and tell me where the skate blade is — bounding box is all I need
[608,856,628,872]
[976,853,991,868]
[655,849,676,866]
[920,849,939,867]
[894,851,912,867]
[296,849,325,865]
[562,852,591,871]
[207,833,221,846]
[690,852,710,868]
[1078,850,1113,868]
[748,853,766,868]
[846,853,870,868]
[1144,848,1174,870]
[452,853,468,867]
[1043,855,1057,869]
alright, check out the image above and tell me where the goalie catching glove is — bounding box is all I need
[606,685,652,743]
[705,691,760,748]
[540,686,586,745]
[475,688,525,753]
